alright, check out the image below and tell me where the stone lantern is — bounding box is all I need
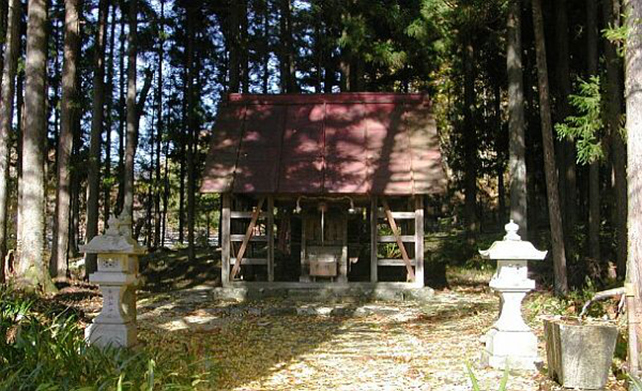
[80,214,146,348]
[479,220,547,370]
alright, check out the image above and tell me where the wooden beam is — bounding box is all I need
[230,234,268,242]
[377,211,416,219]
[378,258,417,266]
[230,257,268,265]
[370,197,378,282]
[230,211,266,218]
[267,196,275,282]
[381,198,415,282]
[414,196,425,288]
[377,235,415,243]
[230,197,266,280]
[221,194,231,286]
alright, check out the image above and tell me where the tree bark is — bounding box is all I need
[17,0,55,292]
[279,0,295,92]
[555,0,577,251]
[104,2,116,226]
[532,0,568,296]
[186,3,197,261]
[85,0,109,276]
[240,0,249,93]
[153,0,164,248]
[604,0,627,279]
[228,0,240,92]
[507,0,527,237]
[463,38,478,238]
[262,0,269,93]
[586,0,600,262]
[116,0,125,214]
[122,0,137,218]
[625,0,642,376]
[0,0,20,283]
[50,0,80,278]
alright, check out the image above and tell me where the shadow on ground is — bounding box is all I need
[140,246,221,292]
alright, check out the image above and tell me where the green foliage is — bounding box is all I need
[602,22,628,57]
[465,362,508,391]
[0,286,215,391]
[555,76,604,165]
[629,373,642,390]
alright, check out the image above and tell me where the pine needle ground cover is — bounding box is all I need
[2,246,627,391]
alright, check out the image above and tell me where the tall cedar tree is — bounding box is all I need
[626,0,642,375]
[123,0,137,217]
[0,0,20,282]
[86,0,109,276]
[604,0,627,278]
[17,0,55,292]
[532,0,568,296]
[554,0,577,253]
[586,0,600,261]
[507,0,527,237]
[186,2,197,261]
[51,0,81,277]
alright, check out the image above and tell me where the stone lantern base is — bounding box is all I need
[481,328,539,370]
[85,322,138,348]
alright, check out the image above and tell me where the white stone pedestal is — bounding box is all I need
[80,214,145,348]
[479,220,547,370]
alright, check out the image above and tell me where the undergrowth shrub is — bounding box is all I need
[0,286,215,390]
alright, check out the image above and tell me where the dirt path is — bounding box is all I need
[136,287,546,391]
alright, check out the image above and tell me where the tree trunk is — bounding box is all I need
[604,0,627,279]
[532,0,568,296]
[463,38,478,238]
[625,0,642,376]
[228,0,240,92]
[50,0,80,278]
[186,3,197,261]
[17,0,55,292]
[0,0,20,283]
[104,2,116,226]
[262,0,269,93]
[122,0,137,218]
[240,0,249,93]
[555,0,577,251]
[507,0,527,237]
[116,0,125,214]
[85,0,108,276]
[586,0,600,262]
[153,0,163,249]
[279,0,294,92]
[161,135,169,247]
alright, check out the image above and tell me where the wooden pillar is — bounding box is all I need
[221,193,231,287]
[267,196,275,282]
[300,213,309,282]
[414,195,425,288]
[339,214,348,284]
[370,196,378,282]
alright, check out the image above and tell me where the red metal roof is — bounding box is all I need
[201,93,447,196]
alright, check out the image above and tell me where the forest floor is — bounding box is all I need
[54,245,627,391]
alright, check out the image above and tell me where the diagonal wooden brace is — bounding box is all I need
[230,197,266,280]
[381,198,415,282]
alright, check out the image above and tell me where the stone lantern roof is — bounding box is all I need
[79,214,146,255]
[479,220,548,261]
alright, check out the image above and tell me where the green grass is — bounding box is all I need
[0,286,215,391]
